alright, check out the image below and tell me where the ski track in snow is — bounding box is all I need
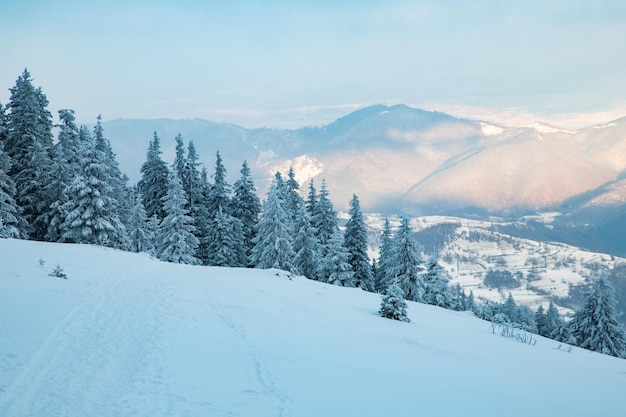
[207,293,293,417]
[0,265,174,417]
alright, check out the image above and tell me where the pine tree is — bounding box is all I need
[156,173,200,265]
[5,69,54,239]
[42,109,82,242]
[312,178,338,249]
[569,276,625,357]
[206,151,231,216]
[138,132,170,220]
[305,179,317,219]
[204,206,247,267]
[231,161,262,262]
[379,280,410,322]
[292,205,321,280]
[320,231,355,287]
[0,103,22,238]
[93,115,129,223]
[535,304,548,337]
[385,217,424,302]
[374,218,394,293]
[502,293,519,323]
[172,133,186,180]
[344,194,373,291]
[250,178,297,273]
[284,166,303,220]
[127,189,153,254]
[545,300,567,341]
[182,141,211,264]
[422,255,453,308]
[60,137,129,248]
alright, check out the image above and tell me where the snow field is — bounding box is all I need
[1,238,625,417]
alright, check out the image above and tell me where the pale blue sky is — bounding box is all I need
[1,0,625,128]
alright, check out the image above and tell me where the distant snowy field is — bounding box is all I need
[1,239,625,417]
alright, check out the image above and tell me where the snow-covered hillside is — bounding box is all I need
[1,239,625,417]
[358,214,624,316]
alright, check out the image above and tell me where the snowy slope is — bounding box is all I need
[1,239,625,417]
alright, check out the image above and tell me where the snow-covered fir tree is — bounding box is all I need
[379,280,410,322]
[126,188,154,254]
[204,206,247,267]
[305,179,317,219]
[172,133,186,180]
[422,255,453,308]
[544,300,569,341]
[93,115,129,223]
[138,132,170,221]
[42,109,82,242]
[343,194,373,291]
[60,135,129,248]
[385,217,424,302]
[292,205,321,280]
[450,283,468,311]
[231,161,262,263]
[4,69,54,239]
[374,218,393,293]
[250,177,297,273]
[569,275,625,357]
[206,151,231,216]
[284,166,303,221]
[155,172,200,265]
[320,231,355,287]
[182,140,212,265]
[0,104,22,238]
[312,178,338,249]
[502,293,519,323]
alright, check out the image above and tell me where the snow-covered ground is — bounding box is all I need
[1,238,625,417]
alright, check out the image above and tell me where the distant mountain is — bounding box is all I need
[103,105,626,218]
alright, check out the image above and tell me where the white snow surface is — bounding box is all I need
[1,238,625,417]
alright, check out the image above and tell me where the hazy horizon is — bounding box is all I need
[2,0,625,129]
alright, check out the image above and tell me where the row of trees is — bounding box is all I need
[1,69,623,358]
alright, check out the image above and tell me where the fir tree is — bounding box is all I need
[127,189,153,254]
[93,115,129,222]
[250,178,297,273]
[385,217,424,302]
[502,293,519,323]
[43,110,82,241]
[0,104,22,238]
[206,151,231,216]
[5,69,54,239]
[138,132,170,220]
[292,205,321,280]
[374,218,394,293]
[320,231,355,287]
[535,305,548,337]
[344,194,373,291]
[183,141,211,264]
[305,179,317,219]
[569,276,625,357]
[545,300,567,341]
[231,161,262,263]
[156,173,200,265]
[204,206,247,267]
[422,255,453,308]
[60,137,129,248]
[379,280,410,322]
[284,166,303,220]
[172,133,186,180]
[312,178,338,249]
